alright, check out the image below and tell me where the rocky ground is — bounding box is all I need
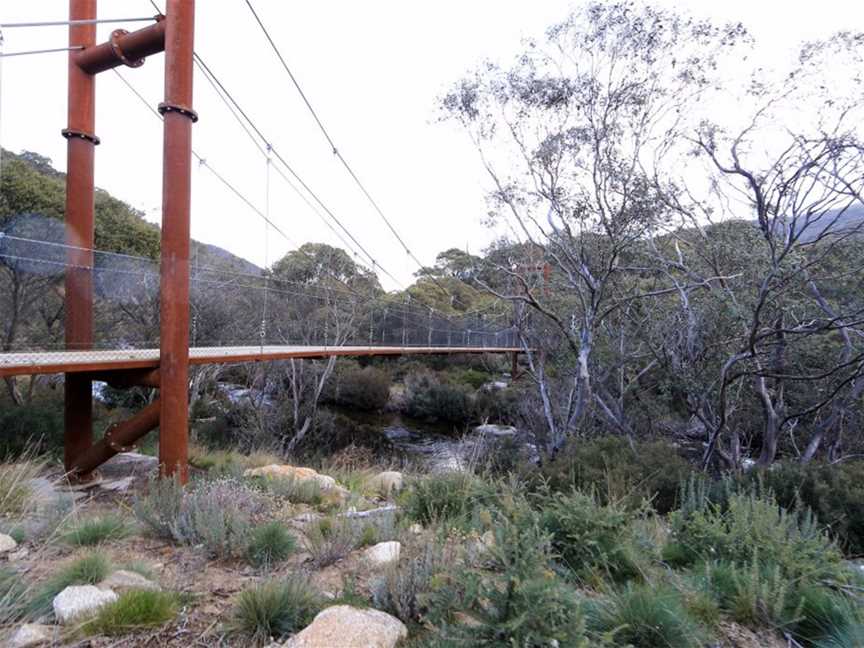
[0,451,820,648]
[1,453,416,647]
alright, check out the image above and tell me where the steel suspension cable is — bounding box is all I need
[111,68,297,249]
[242,0,473,309]
[190,53,405,289]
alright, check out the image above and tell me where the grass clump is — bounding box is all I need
[246,522,296,569]
[81,589,179,635]
[586,584,705,648]
[229,575,322,643]
[0,453,44,516]
[790,585,864,645]
[400,472,493,527]
[62,514,129,546]
[27,551,112,619]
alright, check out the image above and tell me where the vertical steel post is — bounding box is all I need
[63,0,97,475]
[158,0,196,482]
[511,352,518,380]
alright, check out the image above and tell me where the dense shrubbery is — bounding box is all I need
[334,366,391,411]
[730,460,864,555]
[668,489,844,580]
[539,436,693,513]
[425,498,591,646]
[404,371,475,425]
[539,490,644,581]
[0,397,64,457]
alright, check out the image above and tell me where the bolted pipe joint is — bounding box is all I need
[76,16,165,75]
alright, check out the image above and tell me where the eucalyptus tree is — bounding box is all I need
[443,2,748,452]
[685,33,864,466]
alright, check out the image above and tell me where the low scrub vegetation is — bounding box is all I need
[134,476,267,559]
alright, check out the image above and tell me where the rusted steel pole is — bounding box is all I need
[76,17,166,75]
[511,352,519,381]
[158,0,196,483]
[63,0,97,476]
[70,399,161,476]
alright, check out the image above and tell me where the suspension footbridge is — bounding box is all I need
[0,2,521,484]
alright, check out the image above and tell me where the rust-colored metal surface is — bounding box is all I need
[70,399,161,476]
[63,0,97,475]
[76,17,166,74]
[158,0,196,483]
[0,346,523,378]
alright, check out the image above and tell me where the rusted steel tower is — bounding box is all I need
[63,0,195,482]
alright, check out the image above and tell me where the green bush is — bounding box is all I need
[586,584,705,648]
[82,590,179,635]
[425,502,589,646]
[400,472,495,527]
[335,366,391,411]
[539,489,643,581]
[0,398,64,457]
[669,491,844,580]
[246,522,296,569]
[447,368,490,390]
[62,514,129,546]
[404,371,475,424]
[539,436,693,514]
[229,576,322,643]
[731,460,864,555]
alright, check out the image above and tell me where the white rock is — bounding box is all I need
[98,569,160,592]
[284,605,407,648]
[0,533,18,554]
[52,585,118,624]
[474,423,518,437]
[365,541,401,567]
[8,547,29,561]
[99,476,135,492]
[9,624,52,648]
[369,471,404,496]
[408,523,423,535]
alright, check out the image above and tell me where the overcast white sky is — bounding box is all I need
[1,0,861,290]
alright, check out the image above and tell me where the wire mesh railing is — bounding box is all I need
[0,232,519,370]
